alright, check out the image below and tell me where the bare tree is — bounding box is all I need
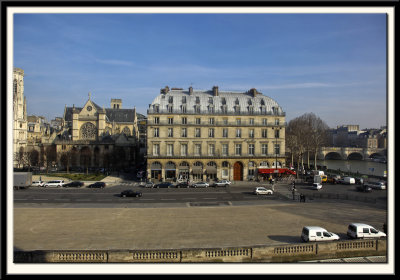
[286,113,329,174]
[44,144,57,173]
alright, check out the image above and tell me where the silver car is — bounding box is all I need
[192,182,209,188]
[253,187,273,195]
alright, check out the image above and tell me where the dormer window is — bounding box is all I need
[221,98,226,105]
[182,96,187,103]
[234,105,240,113]
[168,96,173,103]
[195,96,200,104]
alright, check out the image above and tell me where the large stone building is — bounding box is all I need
[54,94,140,171]
[13,67,28,167]
[146,86,286,182]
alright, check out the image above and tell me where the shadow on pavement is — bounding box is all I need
[268,235,302,244]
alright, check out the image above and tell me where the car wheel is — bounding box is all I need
[122,194,126,198]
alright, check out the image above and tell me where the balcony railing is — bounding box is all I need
[147,108,286,117]
[147,120,287,127]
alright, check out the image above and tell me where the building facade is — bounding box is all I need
[146,86,286,182]
[13,67,28,167]
[53,94,140,171]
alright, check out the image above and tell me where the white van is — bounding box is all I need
[301,226,340,242]
[347,223,386,239]
[343,177,355,184]
[44,180,65,187]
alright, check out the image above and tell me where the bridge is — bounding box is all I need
[318,147,386,160]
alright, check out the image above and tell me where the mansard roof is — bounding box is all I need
[148,87,285,116]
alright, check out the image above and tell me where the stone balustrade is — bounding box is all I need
[14,239,386,263]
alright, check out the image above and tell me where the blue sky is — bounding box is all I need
[13,12,387,129]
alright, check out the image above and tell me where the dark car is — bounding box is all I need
[120,190,142,197]
[63,181,84,188]
[176,182,189,188]
[356,185,372,192]
[154,182,173,188]
[87,182,106,188]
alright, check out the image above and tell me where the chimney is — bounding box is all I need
[189,86,193,95]
[161,86,170,94]
[212,86,219,96]
[250,88,258,97]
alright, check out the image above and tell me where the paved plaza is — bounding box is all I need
[13,198,387,251]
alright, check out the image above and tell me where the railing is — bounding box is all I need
[147,108,286,117]
[14,239,386,263]
[147,120,287,127]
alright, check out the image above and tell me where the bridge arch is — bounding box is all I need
[347,152,363,160]
[325,152,342,160]
[369,152,386,159]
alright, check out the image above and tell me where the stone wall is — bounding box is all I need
[14,239,387,263]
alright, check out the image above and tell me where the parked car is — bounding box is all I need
[63,181,84,188]
[192,182,209,188]
[120,189,142,197]
[212,180,231,187]
[343,177,355,185]
[356,184,372,192]
[44,180,65,188]
[327,176,337,184]
[176,182,190,188]
[140,181,155,188]
[301,226,340,242]
[365,181,386,190]
[347,223,386,239]
[87,182,106,188]
[154,182,173,188]
[253,187,273,195]
[31,180,44,187]
[311,183,322,190]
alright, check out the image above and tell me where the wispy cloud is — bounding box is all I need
[94,58,133,66]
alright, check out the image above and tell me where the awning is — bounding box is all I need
[258,168,296,175]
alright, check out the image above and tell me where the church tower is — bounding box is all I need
[13,67,28,167]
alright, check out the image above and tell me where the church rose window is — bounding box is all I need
[122,126,131,136]
[80,122,97,139]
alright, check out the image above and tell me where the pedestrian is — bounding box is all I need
[292,187,296,200]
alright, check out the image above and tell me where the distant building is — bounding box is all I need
[27,115,50,144]
[327,124,387,149]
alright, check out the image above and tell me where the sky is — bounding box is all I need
[13,11,388,129]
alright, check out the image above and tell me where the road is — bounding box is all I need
[14,183,280,206]
[13,180,387,208]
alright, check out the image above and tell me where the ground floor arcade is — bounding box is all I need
[146,157,287,182]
